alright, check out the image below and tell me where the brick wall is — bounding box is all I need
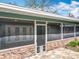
[47,37,75,51]
[0,44,35,59]
[76,37,79,40]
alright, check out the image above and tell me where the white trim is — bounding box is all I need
[36,21,47,53]
[36,24,46,26]
[45,21,48,51]
[61,23,63,40]
[34,20,37,54]
[74,24,76,38]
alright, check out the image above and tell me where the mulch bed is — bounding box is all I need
[65,46,79,52]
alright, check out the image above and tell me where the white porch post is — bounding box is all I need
[74,24,76,38]
[34,20,37,54]
[45,21,48,51]
[61,23,63,40]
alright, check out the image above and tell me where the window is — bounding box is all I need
[63,25,74,38]
[23,27,26,35]
[15,27,19,35]
[47,23,61,41]
[76,26,79,36]
[0,21,34,50]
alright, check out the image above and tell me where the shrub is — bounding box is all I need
[67,40,79,47]
[77,41,79,45]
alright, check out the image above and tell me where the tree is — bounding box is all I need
[40,0,51,11]
[29,0,36,8]
[24,0,51,10]
[24,0,37,8]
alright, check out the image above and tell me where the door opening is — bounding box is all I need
[36,25,46,53]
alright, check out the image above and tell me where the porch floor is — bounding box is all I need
[25,48,79,59]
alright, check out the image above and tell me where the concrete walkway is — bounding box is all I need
[25,48,79,59]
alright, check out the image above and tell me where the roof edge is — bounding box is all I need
[0,3,79,22]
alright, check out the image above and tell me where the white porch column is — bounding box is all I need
[74,24,76,38]
[61,23,63,40]
[45,21,48,51]
[34,20,37,54]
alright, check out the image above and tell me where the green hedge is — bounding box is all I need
[67,40,79,47]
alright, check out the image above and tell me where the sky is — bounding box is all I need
[0,0,75,6]
[0,0,26,6]
[0,0,79,18]
[0,0,79,8]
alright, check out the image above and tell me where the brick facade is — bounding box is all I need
[0,44,35,59]
[47,37,75,51]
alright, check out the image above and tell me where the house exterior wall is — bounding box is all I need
[0,37,77,59]
[0,12,79,59]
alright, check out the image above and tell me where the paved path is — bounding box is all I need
[25,48,79,59]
